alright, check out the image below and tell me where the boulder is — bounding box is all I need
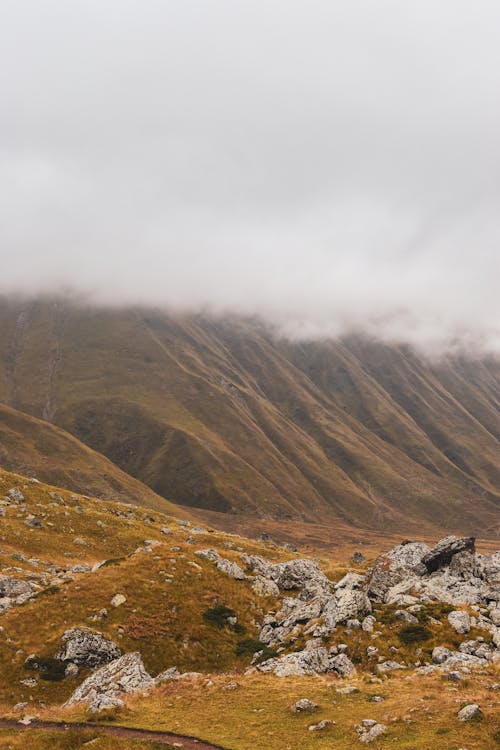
[448,610,471,634]
[457,704,482,721]
[335,589,371,623]
[421,536,475,574]
[264,559,332,597]
[0,577,34,598]
[357,722,387,743]
[252,576,279,597]
[291,698,318,713]
[55,627,121,668]
[66,652,154,712]
[215,558,247,580]
[257,645,330,677]
[329,652,356,676]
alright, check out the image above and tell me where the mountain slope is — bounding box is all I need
[0,295,498,536]
[0,402,185,517]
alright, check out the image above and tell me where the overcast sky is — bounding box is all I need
[1,1,499,350]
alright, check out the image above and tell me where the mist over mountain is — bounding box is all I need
[1,1,500,350]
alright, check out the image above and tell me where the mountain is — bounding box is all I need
[0,295,498,537]
[0,401,185,517]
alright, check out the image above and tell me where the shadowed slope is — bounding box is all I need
[0,402,185,517]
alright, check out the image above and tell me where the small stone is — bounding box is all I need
[291,698,318,713]
[110,593,127,607]
[448,611,471,634]
[457,704,482,722]
[308,719,334,731]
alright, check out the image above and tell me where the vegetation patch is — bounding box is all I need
[203,604,245,633]
[24,656,67,681]
[398,624,432,644]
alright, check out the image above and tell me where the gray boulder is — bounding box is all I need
[448,610,471,634]
[56,627,122,668]
[421,536,475,574]
[457,704,482,721]
[291,698,318,713]
[66,652,154,711]
[335,589,371,623]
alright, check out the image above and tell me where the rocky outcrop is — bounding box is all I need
[66,652,154,712]
[55,627,121,668]
[420,536,475,574]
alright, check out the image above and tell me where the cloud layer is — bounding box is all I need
[1,1,500,350]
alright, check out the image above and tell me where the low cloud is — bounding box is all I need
[1,1,499,351]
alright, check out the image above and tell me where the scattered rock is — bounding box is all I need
[357,722,387,743]
[448,610,471,634]
[110,593,127,607]
[457,703,482,721]
[55,627,121,668]
[309,719,334,731]
[291,698,318,713]
[421,536,475,574]
[66,652,154,712]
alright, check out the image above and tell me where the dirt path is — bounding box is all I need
[0,718,228,749]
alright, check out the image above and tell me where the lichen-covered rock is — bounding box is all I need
[421,536,475,574]
[291,698,318,713]
[252,576,279,597]
[329,652,356,676]
[256,645,330,676]
[0,577,35,598]
[260,558,331,598]
[357,722,387,743]
[55,627,121,668]
[66,652,154,711]
[457,703,482,721]
[448,610,471,634]
[215,558,247,580]
[376,660,406,673]
[335,589,371,623]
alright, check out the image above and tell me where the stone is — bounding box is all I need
[252,576,279,597]
[25,515,42,528]
[350,552,365,565]
[257,645,330,676]
[0,577,34,598]
[291,698,318,713]
[110,593,127,607]
[432,646,452,664]
[55,627,121,668]
[358,723,387,743]
[8,488,25,503]
[309,719,334,731]
[457,703,482,721]
[394,609,418,623]
[362,615,376,632]
[265,559,332,597]
[66,652,154,712]
[329,653,356,676]
[421,536,475,574]
[215,558,247,580]
[448,610,471,634]
[335,589,371,624]
[376,660,405,674]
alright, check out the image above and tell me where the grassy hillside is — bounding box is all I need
[0,295,498,536]
[0,468,498,750]
[0,402,185,517]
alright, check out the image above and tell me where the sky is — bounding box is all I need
[1,1,499,350]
